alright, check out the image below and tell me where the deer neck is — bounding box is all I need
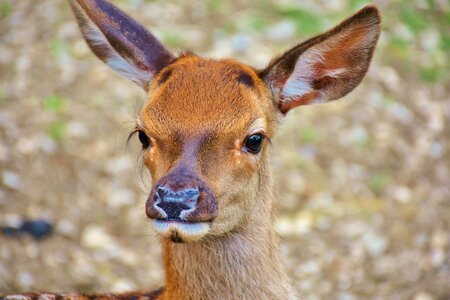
[160,165,297,300]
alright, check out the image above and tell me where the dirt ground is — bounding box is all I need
[0,0,449,299]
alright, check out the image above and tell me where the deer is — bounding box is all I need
[2,0,381,299]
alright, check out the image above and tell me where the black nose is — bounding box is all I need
[154,186,199,219]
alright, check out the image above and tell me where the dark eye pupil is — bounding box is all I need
[138,130,151,149]
[245,134,263,154]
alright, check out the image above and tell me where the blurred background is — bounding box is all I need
[0,0,449,299]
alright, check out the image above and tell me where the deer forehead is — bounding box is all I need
[138,57,276,138]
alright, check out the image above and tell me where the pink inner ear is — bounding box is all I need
[279,91,319,114]
[314,23,375,78]
[280,22,376,108]
[266,5,380,115]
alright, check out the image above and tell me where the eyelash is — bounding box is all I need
[127,129,139,144]
[127,128,151,149]
[127,128,271,152]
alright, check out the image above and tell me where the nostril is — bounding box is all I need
[185,188,199,199]
[153,186,200,219]
[157,187,199,203]
[181,188,200,208]
[157,186,167,200]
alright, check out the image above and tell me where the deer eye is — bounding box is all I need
[138,130,151,149]
[244,134,264,154]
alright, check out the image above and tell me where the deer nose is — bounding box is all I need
[154,186,199,219]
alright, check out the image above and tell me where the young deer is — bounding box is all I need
[4,0,380,299]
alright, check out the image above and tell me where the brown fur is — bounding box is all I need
[1,290,162,300]
[5,2,381,299]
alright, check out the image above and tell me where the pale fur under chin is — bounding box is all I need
[159,161,299,300]
[152,220,210,242]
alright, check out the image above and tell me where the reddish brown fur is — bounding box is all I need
[142,56,276,181]
[4,2,381,299]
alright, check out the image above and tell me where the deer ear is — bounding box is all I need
[70,0,174,91]
[261,5,381,114]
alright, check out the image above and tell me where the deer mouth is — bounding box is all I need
[152,219,211,242]
[145,167,218,242]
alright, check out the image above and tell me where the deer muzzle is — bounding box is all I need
[146,167,218,224]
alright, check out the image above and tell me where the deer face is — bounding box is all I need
[139,57,277,242]
[71,0,380,243]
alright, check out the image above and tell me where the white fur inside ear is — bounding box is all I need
[106,56,152,87]
[281,48,326,104]
[267,7,380,110]
[73,1,152,88]
[280,25,374,104]
[323,68,348,78]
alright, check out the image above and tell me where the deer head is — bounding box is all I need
[71,0,381,244]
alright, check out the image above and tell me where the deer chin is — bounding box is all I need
[152,220,211,243]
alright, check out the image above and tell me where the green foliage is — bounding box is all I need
[400,8,427,34]
[161,31,184,47]
[356,135,371,148]
[299,127,320,144]
[48,121,67,142]
[275,6,323,35]
[0,2,11,19]
[207,0,224,12]
[369,172,389,193]
[247,15,269,32]
[425,0,436,8]
[381,5,449,85]
[349,0,372,9]
[44,96,65,112]
[381,96,396,107]
[420,66,448,83]
[293,157,308,171]
[49,39,70,60]
[440,35,450,51]
[444,10,450,25]
[386,37,412,61]
[44,96,66,141]
[215,20,235,35]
